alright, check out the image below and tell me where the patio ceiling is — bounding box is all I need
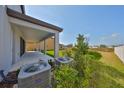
[11,23,54,43]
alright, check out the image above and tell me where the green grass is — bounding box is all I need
[99,51,124,72]
[46,50,63,57]
[89,60,124,87]
[90,48,124,72]
[89,50,124,87]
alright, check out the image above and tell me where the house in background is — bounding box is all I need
[65,44,73,48]
[59,44,73,49]
[59,43,66,49]
[0,5,63,81]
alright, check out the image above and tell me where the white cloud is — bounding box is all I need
[101,33,120,40]
[111,33,119,37]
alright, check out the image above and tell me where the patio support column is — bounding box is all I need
[36,42,39,51]
[38,42,40,51]
[39,42,41,52]
[54,32,59,58]
[44,40,46,54]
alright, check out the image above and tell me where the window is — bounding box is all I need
[20,37,25,56]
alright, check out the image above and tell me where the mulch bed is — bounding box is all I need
[0,71,18,88]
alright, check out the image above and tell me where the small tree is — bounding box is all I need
[73,34,91,87]
[74,34,89,54]
[55,34,92,88]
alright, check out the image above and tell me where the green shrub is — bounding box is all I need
[88,51,102,60]
[55,65,78,88]
[62,48,73,57]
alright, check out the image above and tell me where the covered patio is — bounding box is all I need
[10,51,54,71]
[7,8,63,71]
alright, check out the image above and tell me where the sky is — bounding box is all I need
[25,6,124,46]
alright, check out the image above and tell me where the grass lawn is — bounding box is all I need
[89,60,124,87]
[99,51,124,72]
[46,50,63,57]
[90,50,124,87]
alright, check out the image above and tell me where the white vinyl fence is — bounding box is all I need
[114,46,124,63]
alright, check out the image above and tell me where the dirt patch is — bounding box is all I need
[0,71,18,88]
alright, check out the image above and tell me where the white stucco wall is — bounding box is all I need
[12,26,25,64]
[114,46,124,63]
[0,6,13,81]
[7,5,22,13]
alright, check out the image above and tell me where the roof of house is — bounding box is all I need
[7,8,63,32]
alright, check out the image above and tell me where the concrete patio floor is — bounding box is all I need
[10,51,54,72]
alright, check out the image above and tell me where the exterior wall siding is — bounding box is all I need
[46,37,54,50]
[114,46,124,63]
[12,26,25,64]
[0,6,13,81]
[26,37,55,51]
[26,42,39,51]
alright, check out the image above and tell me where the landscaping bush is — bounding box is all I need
[62,48,73,57]
[55,65,78,88]
[88,51,102,60]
